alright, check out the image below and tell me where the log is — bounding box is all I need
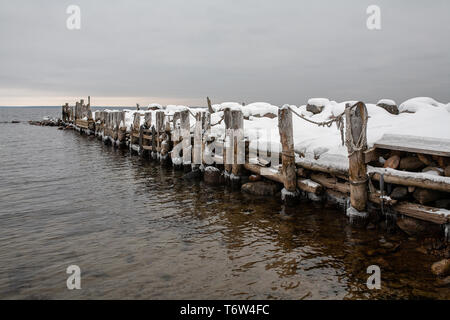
[278,105,297,193]
[244,163,284,184]
[384,155,400,169]
[346,102,368,212]
[413,188,444,205]
[399,156,425,171]
[310,173,350,194]
[393,202,449,224]
[297,179,323,194]
[295,158,348,178]
[418,153,433,166]
[368,166,450,193]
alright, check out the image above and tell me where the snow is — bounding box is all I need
[308,98,330,107]
[377,99,396,106]
[95,96,450,173]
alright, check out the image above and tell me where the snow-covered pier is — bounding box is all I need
[60,97,450,242]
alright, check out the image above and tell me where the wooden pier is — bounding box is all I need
[60,98,450,241]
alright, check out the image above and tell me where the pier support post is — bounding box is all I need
[224,107,232,180]
[231,109,244,187]
[345,102,369,220]
[278,105,299,204]
[171,111,183,169]
[193,112,204,172]
[180,109,191,172]
[156,111,165,161]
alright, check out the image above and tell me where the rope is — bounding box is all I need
[289,106,346,145]
[344,102,368,157]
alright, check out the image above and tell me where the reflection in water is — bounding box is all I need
[0,107,448,299]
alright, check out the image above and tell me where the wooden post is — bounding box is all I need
[224,107,232,178]
[231,109,244,185]
[156,111,165,160]
[207,97,214,114]
[202,111,211,165]
[345,102,368,214]
[193,112,203,171]
[180,110,191,172]
[278,105,299,202]
[171,111,182,169]
[151,125,157,160]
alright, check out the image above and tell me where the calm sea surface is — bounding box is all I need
[0,107,448,299]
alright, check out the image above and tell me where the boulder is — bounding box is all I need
[390,187,408,200]
[203,166,224,185]
[376,103,399,115]
[431,259,450,277]
[241,181,281,196]
[396,216,441,237]
[306,104,324,114]
[399,156,425,171]
[384,155,400,169]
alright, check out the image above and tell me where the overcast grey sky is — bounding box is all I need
[0,0,449,106]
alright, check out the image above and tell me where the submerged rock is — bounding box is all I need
[396,216,441,237]
[241,181,280,196]
[182,169,202,180]
[203,166,224,185]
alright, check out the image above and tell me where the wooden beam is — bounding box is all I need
[297,179,323,194]
[310,173,350,194]
[368,166,450,193]
[393,202,449,224]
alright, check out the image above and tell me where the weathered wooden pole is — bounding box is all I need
[202,111,211,165]
[180,109,191,172]
[223,107,233,179]
[117,111,127,147]
[278,105,299,203]
[155,111,165,160]
[231,109,244,186]
[171,111,183,169]
[207,97,214,114]
[345,102,369,216]
[193,112,203,171]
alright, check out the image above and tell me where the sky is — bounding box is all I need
[0,0,449,107]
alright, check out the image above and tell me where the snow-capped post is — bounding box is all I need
[223,107,233,180]
[118,111,127,147]
[193,111,203,171]
[345,102,369,217]
[278,105,299,203]
[180,109,191,172]
[171,111,182,169]
[231,109,244,187]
